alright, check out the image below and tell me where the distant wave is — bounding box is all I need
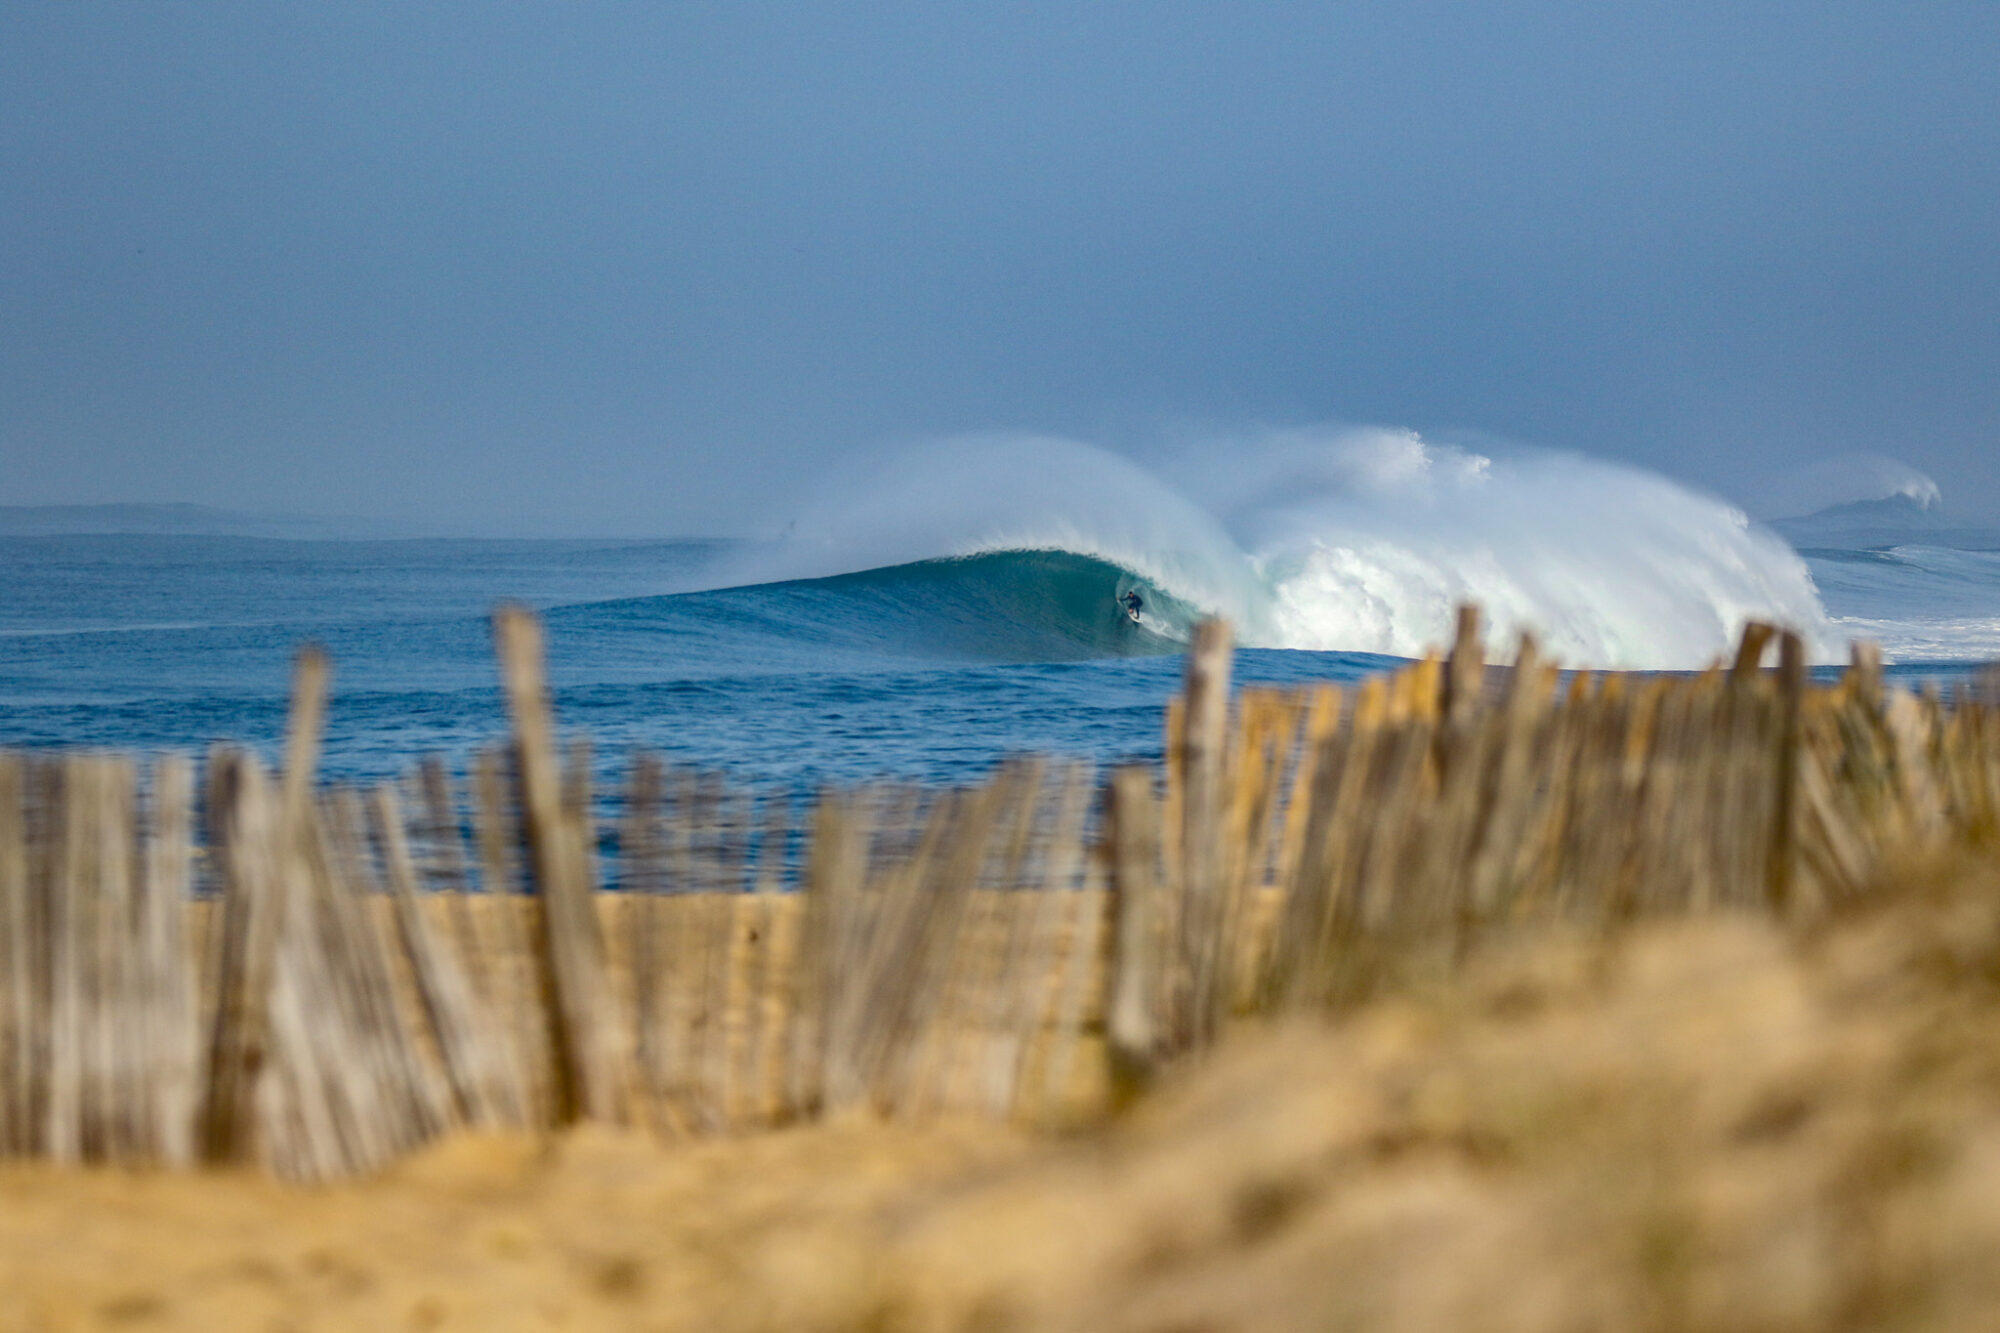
[711,428,1832,669]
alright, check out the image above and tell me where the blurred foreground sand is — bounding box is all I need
[10,853,2000,1333]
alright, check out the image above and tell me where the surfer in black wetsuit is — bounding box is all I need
[1121,590,1144,620]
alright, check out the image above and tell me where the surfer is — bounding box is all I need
[1120,589,1143,621]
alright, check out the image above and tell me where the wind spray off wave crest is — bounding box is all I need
[734,434,1271,639]
[740,428,1831,669]
[1198,426,1834,667]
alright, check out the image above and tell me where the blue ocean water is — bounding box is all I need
[0,534,1398,787]
[0,515,1988,790]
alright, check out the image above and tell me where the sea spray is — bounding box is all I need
[728,434,1269,638]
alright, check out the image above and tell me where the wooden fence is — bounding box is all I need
[0,605,1994,1179]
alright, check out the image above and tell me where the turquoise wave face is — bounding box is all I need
[740,550,1197,660]
[559,549,1198,670]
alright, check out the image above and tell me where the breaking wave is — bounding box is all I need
[712,428,1832,670]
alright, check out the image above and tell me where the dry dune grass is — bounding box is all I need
[10,850,2000,1333]
[897,855,2000,1333]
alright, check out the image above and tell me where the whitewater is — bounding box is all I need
[734,427,1833,670]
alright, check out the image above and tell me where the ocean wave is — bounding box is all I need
[707,428,1833,669]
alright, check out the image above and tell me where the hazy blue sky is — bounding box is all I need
[5,2,1997,533]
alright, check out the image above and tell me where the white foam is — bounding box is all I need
[1830,617,2000,664]
[1214,428,1833,667]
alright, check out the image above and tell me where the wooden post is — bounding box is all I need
[1731,622,1777,682]
[1104,765,1162,1097]
[1848,640,1884,714]
[1768,630,1807,914]
[1463,632,1549,924]
[753,795,799,1125]
[140,756,197,1166]
[279,647,329,830]
[196,751,279,1163]
[45,756,89,1163]
[1444,602,1485,724]
[790,787,862,1118]
[493,606,624,1124]
[200,646,326,1163]
[374,784,518,1127]
[622,753,669,1130]
[471,746,548,1126]
[0,754,27,1156]
[417,758,491,1004]
[1177,618,1233,1048]
[1029,762,1102,1122]
[1272,684,1342,897]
